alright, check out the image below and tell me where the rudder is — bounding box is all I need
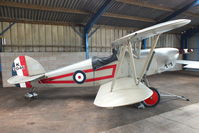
[12,56,45,88]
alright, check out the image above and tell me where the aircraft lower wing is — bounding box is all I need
[94,78,153,107]
[7,74,45,85]
[176,60,199,69]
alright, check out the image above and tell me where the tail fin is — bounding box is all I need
[10,56,45,88]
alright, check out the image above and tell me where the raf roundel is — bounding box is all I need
[73,70,86,84]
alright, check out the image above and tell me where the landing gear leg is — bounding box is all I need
[136,77,160,109]
[24,87,38,99]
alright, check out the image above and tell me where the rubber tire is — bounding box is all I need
[142,87,160,107]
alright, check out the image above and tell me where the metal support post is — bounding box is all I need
[83,0,113,59]
[142,39,147,49]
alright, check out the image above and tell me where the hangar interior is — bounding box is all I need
[0,0,199,133]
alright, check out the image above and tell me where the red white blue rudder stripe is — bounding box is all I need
[12,56,32,88]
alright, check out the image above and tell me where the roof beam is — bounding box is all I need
[0,17,79,26]
[85,0,113,33]
[104,13,155,22]
[117,0,173,12]
[0,17,139,31]
[84,0,113,59]
[0,1,155,23]
[0,22,15,36]
[117,0,199,17]
[0,1,89,15]
[159,0,199,23]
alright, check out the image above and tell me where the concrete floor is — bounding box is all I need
[102,103,199,133]
[0,71,199,133]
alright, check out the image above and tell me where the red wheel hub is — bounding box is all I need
[144,89,159,106]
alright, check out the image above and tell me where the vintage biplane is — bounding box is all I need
[7,19,191,108]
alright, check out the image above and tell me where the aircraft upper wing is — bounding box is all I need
[176,60,199,69]
[112,19,191,47]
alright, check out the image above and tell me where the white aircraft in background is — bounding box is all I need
[7,19,195,108]
[177,59,199,70]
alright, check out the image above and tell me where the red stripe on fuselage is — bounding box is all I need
[44,72,74,81]
[40,64,116,84]
[19,56,32,88]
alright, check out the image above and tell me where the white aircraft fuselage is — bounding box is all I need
[31,48,179,88]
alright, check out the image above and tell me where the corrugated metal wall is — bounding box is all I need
[0,22,180,52]
[147,34,180,48]
[187,33,199,61]
[89,27,135,52]
[0,22,82,52]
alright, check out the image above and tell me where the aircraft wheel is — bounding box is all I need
[24,92,38,100]
[142,87,160,107]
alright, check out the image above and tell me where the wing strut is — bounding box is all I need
[110,41,139,92]
[138,35,160,82]
[110,45,126,92]
[94,39,154,107]
[111,34,160,92]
